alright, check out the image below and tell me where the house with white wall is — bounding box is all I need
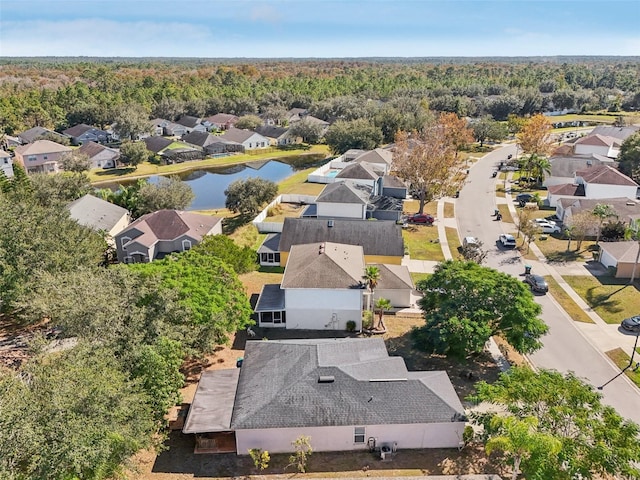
[315,181,371,219]
[218,127,269,150]
[543,154,614,188]
[573,134,622,158]
[0,150,13,177]
[183,338,467,455]
[66,194,130,243]
[77,141,119,169]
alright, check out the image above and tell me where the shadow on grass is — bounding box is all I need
[222,213,252,235]
[93,167,137,177]
[545,249,584,264]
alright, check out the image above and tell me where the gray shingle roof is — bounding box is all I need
[17,126,56,143]
[382,174,406,189]
[219,127,258,143]
[370,264,414,290]
[316,180,372,204]
[590,125,639,141]
[599,240,640,263]
[336,161,381,180]
[279,218,405,257]
[182,131,215,147]
[66,194,129,233]
[281,242,364,289]
[255,125,288,139]
[254,284,285,312]
[230,338,464,429]
[143,136,173,153]
[257,233,281,254]
[577,165,638,187]
[176,115,201,128]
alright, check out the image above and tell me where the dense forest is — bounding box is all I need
[0,58,638,137]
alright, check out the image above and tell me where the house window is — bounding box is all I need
[261,312,273,323]
[28,156,37,162]
[120,236,131,250]
[43,155,48,160]
[182,239,192,251]
[249,143,252,148]
[354,427,365,443]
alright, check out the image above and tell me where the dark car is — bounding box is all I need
[516,193,534,204]
[621,315,640,333]
[524,274,548,294]
[407,214,434,225]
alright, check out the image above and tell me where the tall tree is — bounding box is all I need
[471,367,640,479]
[30,172,92,206]
[617,131,640,182]
[362,266,380,320]
[414,260,547,359]
[190,234,257,274]
[119,140,150,170]
[324,119,383,155]
[624,218,640,283]
[471,117,508,146]
[439,112,473,159]
[517,113,553,156]
[224,177,278,216]
[392,123,465,215]
[59,151,91,173]
[112,103,151,141]
[235,114,263,130]
[135,176,194,216]
[592,203,617,246]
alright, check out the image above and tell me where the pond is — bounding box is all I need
[104,154,324,211]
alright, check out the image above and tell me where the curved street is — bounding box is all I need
[454,144,640,424]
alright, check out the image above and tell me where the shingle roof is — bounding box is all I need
[600,240,640,263]
[576,165,638,187]
[66,194,129,233]
[255,125,288,139]
[205,113,239,124]
[355,148,393,165]
[281,242,364,289]
[228,338,464,429]
[548,154,612,178]
[77,141,118,160]
[14,139,72,155]
[382,174,406,189]
[0,150,11,159]
[254,284,285,312]
[176,115,201,128]
[548,183,585,196]
[370,264,414,290]
[182,131,215,147]
[17,126,56,143]
[219,127,258,143]
[560,197,640,224]
[316,180,372,204]
[118,210,222,248]
[336,161,381,180]
[279,218,405,257]
[63,123,101,138]
[590,125,639,141]
[143,136,173,153]
[257,233,281,254]
[575,134,620,148]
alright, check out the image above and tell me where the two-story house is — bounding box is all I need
[13,140,73,174]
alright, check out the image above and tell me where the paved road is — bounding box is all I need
[455,145,640,424]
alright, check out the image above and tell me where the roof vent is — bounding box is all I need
[328,219,334,227]
[318,375,335,383]
[318,243,325,255]
[586,160,592,166]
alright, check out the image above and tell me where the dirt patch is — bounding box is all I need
[0,318,56,369]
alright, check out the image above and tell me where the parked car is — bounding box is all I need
[533,220,561,234]
[620,315,640,333]
[534,218,556,226]
[516,193,534,204]
[499,233,517,248]
[463,236,479,249]
[524,274,549,293]
[407,214,434,225]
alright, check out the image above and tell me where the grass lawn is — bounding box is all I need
[443,202,455,218]
[410,272,431,285]
[264,202,306,222]
[497,204,513,224]
[277,166,326,196]
[563,276,640,324]
[548,113,638,124]
[534,234,596,263]
[445,226,461,258]
[403,199,437,216]
[544,276,594,324]
[89,145,329,184]
[605,348,640,388]
[402,225,444,262]
[238,269,284,299]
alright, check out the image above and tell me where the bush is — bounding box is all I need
[362,311,373,330]
[346,320,356,332]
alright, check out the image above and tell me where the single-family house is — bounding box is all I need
[176,115,207,134]
[335,162,383,193]
[381,174,408,199]
[254,125,301,146]
[183,338,467,454]
[205,137,245,155]
[543,154,613,188]
[255,242,365,330]
[66,194,130,242]
[204,113,239,131]
[218,128,269,150]
[16,126,66,145]
[590,125,639,142]
[555,197,640,235]
[13,140,73,174]
[181,131,218,150]
[0,150,13,178]
[148,119,188,137]
[259,217,404,267]
[546,165,639,207]
[573,134,622,159]
[354,148,393,170]
[143,136,173,155]
[62,123,111,145]
[285,107,308,123]
[315,181,371,219]
[368,263,414,308]
[114,210,222,263]
[77,141,119,169]
[599,241,640,279]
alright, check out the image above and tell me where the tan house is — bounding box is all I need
[14,140,72,174]
[599,241,640,279]
[114,209,222,263]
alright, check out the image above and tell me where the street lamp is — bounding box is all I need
[597,329,640,390]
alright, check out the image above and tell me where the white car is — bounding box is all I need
[535,221,561,234]
[534,218,556,226]
[499,234,517,248]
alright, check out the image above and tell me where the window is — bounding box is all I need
[43,155,48,160]
[354,427,365,443]
[28,156,37,162]
[182,239,192,251]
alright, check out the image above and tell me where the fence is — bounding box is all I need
[252,194,317,233]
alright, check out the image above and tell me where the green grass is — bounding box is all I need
[410,272,431,285]
[534,235,596,263]
[402,200,437,216]
[402,225,444,262]
[277,166,325,196]
[445,226,461,258]
[497,204,513,224]
[544,276,594,324]
[548,112,639,125]
[563,276,640,324]
[164,141,192,150]
[605,348,640,388]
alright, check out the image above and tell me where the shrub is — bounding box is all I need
[346,320,356,332]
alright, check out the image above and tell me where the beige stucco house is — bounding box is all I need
[13,140,73,174]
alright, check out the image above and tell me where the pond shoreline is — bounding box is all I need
[90,150,328,186]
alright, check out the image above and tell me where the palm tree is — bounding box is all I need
[624,219,640,284]
[362,266,381,317]
[374,298,392,331]
[592,204,617,246]
[530,155,551,185]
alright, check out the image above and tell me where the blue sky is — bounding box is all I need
[1,0,638,57]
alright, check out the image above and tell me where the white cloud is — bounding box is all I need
[250,4,282,24]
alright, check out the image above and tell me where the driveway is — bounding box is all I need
[455,144,640,424]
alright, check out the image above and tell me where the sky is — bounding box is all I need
[0,0,639,58]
